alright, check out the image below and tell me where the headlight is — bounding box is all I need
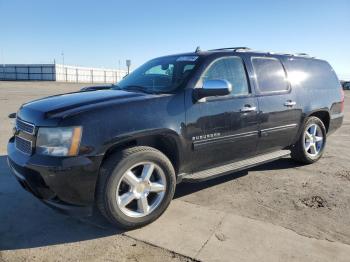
[36,127,82,156]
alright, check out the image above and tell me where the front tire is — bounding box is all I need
[96,146,176,229]
[291,116,326,164]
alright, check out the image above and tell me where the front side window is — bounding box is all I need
[145,64,174,76]
[252,57,288,93]
[114,55,198,94]
[200,56,249,96]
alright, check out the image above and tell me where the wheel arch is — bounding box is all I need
[99,129,183,176]
[291,109,330,147]
[306,109,330,132]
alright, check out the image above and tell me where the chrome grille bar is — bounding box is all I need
[16,118,35,135]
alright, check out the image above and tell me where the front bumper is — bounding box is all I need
[7,137,103,216]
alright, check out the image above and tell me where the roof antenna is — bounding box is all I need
[195,46,201,53]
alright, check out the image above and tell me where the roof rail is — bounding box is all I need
[267,52,314,58]
[293,53,312,57]
[268,52,294,56]
[208,47,251,52]
[207,48,314,58]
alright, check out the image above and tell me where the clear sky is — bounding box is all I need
[0,0,349,79]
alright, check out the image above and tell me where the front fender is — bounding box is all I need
[101,128,184,154]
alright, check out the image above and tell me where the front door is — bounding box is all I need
[184,56,259,172]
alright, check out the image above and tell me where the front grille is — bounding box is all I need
[15,136,32,155]
[16,118,35,134]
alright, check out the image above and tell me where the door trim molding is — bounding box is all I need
[192,123,298,150]
[260,123,298,134]
[192,130,259,150]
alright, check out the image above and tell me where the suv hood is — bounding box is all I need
[17,89,147,125]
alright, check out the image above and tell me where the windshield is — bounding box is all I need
[113,55,199,93]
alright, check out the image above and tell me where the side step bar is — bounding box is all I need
[180,150,290,183]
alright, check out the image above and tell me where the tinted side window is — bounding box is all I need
[283,58,340,90]
[252,57,288,93]
[145,64,174,76]
[201,57,249,96]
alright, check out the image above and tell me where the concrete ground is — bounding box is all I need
[0,81,350,261]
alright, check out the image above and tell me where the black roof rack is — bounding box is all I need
[207,47,314,58]
[267,52,314,58]
[208,47,251,52]
[294,53,311,57]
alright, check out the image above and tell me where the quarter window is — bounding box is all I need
[201,57,249,96]
[252,57,288,93]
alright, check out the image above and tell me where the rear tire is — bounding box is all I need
[291,116,326,164]
[96,146,176,229]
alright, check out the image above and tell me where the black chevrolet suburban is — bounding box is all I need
[8,47,344,229]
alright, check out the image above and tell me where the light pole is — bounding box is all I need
[61,52,65,66]
[126,59,131,75]
[61,52,66,82]
[1,48,4,68]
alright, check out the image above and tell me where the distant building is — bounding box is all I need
[0,64,127,83]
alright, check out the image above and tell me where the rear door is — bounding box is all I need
[248,56,302,154]
[184,55,259,172]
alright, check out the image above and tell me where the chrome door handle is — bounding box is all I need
[240,106,257,113]
[284,100,296,107]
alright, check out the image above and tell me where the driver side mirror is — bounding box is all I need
[193,79,232,101]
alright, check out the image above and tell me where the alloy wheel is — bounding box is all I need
[303,123,324,157]
[116,162,166,218]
